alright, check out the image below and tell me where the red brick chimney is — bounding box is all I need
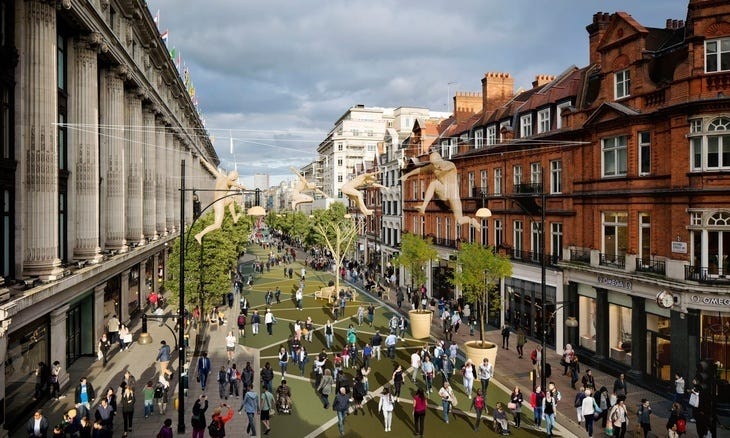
[454,91,483,123]
[532,74,556,88]
[481,72,514,112]
[586,12,612,65]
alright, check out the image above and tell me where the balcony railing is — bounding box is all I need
[470,186,489,198]
[599,253,625,269]
[433,237,458,249]
[685,265,730,283]
[509,248,558,267]
[636,258,666,275]
[570,248,591,263]
[513,182,543,195]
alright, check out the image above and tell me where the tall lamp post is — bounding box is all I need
[177,162,266,434]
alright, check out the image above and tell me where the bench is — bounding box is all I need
[314,286,336,302]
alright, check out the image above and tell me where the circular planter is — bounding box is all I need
[464,340,498,368]
[408,309,433,339]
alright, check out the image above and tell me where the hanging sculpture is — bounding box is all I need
[341,170,386,216]
[401,151,479,227]
[194,158,246,244]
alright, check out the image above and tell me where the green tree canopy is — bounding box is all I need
[164,204,250,313]
[451,242,512,343]
[392,232,438,295]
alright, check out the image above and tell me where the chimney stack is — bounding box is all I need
[453,91,483,123]
[532,74,556,88]
[586,12,611,65]
[481,72,514,113]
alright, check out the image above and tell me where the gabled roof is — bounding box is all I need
[516,66,584,113]
[596,11,649,51]
[583,101,640,127]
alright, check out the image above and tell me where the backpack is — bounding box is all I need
[208,419,222,437]
[676,418,686,433]
[530,349,538,363]
[154,385,163,399]
[237,315,246,327]
[574,393,584,408]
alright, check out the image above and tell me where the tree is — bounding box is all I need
[451,242,512,346]
[164,204,250,314]
[392,232,438,311]
[311,204,357,295]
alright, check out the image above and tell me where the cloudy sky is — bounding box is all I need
[149,0,688,187]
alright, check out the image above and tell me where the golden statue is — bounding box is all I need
[291,167,327,210]
[194,158,246,244]
[401,151,479,227]
[341,170,386,216]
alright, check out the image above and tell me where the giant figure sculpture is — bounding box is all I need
[194,158,246,244]
[291,167,327,210]
[401,151,479,227]
[341,170,386,216]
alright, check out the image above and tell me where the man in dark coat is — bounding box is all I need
[26,409,49,438]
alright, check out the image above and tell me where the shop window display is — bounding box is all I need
[579,296,596,351]
[700,313,730,384]
[609,304,632,365]
[5,321,48,423]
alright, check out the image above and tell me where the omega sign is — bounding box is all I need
[689,295,730,307]
[597,275,632,290]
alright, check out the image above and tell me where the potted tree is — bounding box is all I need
[452,242,512,367]
[393,233,438,339]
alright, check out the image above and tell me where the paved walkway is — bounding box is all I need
[354,277,709,438]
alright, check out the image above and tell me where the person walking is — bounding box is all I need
[209,404,234,438]
[371,331,382,360]
[98,334,111,367]
[26,409,50,438]
[49,361,62,400]
[613,373,628,399]
[225,331,237,363]
[461,358,476,399]
[236,312,246,338]
[477,357,493,398]
[156,340,172,378]
[317,369,334,409]
[333,387,350,436]
[216,366,228,400]
[157,418,174,438]
[277,346,288,377]
[392,364,404,401]
[227,363,240,398]
[155,376,170,415]
[580,389,597,438]
[410,350,422,383]
[470,388,486,431]
[190,395,208,438]
[107,314,120,345]
[501,324,511,349]
[324,320,334,349]
[196,352,211,391]
[261,362,274,394]
[516,328,527,358]
[74,377,96,418]
[543,390,557,437]
[421,356,435,394]
[637,398,652,437]
[582,369,596,392]
[265,309,275,335]
[378,386,395,432]
[385,332,398,359]
[531,385,545,430]
[413,388,427,437]
[673,373,685,406]
[251,310,260,335]
[260,387,275,435]
[142,380,154,419]
[510,386,524,428]
[120,385,135,433]
[438,381,457,424]
[239,384,259,437]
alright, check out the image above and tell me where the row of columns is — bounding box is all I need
[18,0,201,280]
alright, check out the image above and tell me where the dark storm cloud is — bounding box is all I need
[149,0,688,183]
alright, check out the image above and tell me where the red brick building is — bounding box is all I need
[401,0,730,392]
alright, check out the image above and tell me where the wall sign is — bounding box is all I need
[671,241,687,254]
[689,294,730,307]
[597,275,632,290]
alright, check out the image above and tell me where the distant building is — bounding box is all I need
[253,173,270,190]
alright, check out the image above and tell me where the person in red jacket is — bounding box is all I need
[209,404,234,437]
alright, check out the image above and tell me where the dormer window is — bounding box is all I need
[705,38,730,73]
[613,69,631,100]
[520,114,532,137]
[537,108,550,134]
[615,69,630,99]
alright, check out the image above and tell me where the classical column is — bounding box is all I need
[19,0,63,279]
[94,283,107,342]
[0,318,11,437]
[142,108,158,240]
[152,253,160,294]
[185,149,193,226]
[165,131,175,233]
[71,37,103,263]
[155,119,167,236]
[125,91,144,246]
[172,137,181,228]
[50,305,70,389]
[120,269,130,323]
[100,68,127,252]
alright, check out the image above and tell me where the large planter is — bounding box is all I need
[464,340,499,368]
[408,309,433,339]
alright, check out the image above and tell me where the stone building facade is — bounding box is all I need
[0,0,217,431]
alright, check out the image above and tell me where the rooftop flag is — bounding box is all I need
[154,9,160,27]
[160,29,168,45]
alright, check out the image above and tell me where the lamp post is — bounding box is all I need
[177,163,266,434]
